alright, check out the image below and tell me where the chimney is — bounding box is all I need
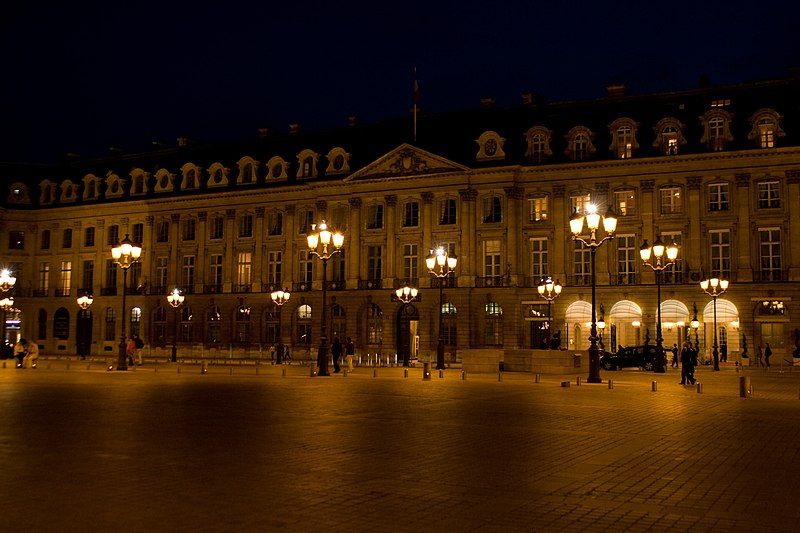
[480,97,495,108]
[606,83,627,97]
[177,137,189,147]
[289,123,300,134]
[258,128,270,138]
[347,115,358,127]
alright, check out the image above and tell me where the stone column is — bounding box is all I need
[253,208,265,292]
[685,177,702,277]
[735,173,753,282]
[196,211,207,293]
[503,186,523,286]
[384,195,397,284]
[421,192,434,285]
[284,204,296,287]
[551,185,566,282]
[145,216,154,290]
[223,209,235,292]
[347,198,362,289]
[458,188,477,283]
[640,180,655,284]
[787,171,800,280]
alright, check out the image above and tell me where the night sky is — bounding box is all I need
[1,0,798,163]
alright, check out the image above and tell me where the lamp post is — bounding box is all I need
[394,285,419,367]
[306,220,344,376]
[111,234,142,371]
[426,247,457,370]
[0,269,16,348]
[77,292,94,359]
[0,296,14,349]
[639,236,679,373]
[270,289,290,364]
[691,303,700,348]
[167,288,185,363]
[597,304,606,351]
[570,204,617,383]
[537,277,562,349]
[700,277,729,371]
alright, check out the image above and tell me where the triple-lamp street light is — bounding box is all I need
[270,289,290,364]
[167,288,185,363]
[537,277,562,349]
[111,234,142,371]
[570,204,617,383]
[306,220,344,376]
[0,269,16,347]
[639,236,679,373]
[691,303,701,348]
[426,247,457,370]
[395,285,419,367]
[700,277,729,371]
[77,292,94,359]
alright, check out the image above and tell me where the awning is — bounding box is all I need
[609,300,642,321]
[702,299,738,322]
[565,300,592,322]
[660,300,690,323]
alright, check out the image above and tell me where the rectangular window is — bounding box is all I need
[210,216,224,239]
[530,238,548,280]
[759,228,782,281]
[329,205,349,232]
[709,230,731,278]
[82,260,94,292]
[570,194,591,214]
[105,259,117,288]
[708,183,730,212]
[237,252,252,285]
[482,196,502,223]
[402,244,418,281]
[528,197,548,222]
[40,230,51,250]
[331,252,346,282]
[132,223,144,244]
[238,214,253,238]
[105,309,116,341]
[156,257,168,288]
[660,187,682,214]
[60,261,72,294]
[615,190,636,216]
[210,254,223,287]
[107,224,119,246]
[182,256,195,287]
[616,235,636,284]
[268,212,283,236]
[8,231,25,250]
[366,204,384,230]
[62,228,72,249]
[129,263,141,290]
[156,221,169,243]
[182,219,196,241]
[483,240,501,278]
[760,126,775,148]
[267,251,282,285]
[299,209,315,234]
[757,181,780,209]
[38,262,50,291]
[367,246,382,281]
[661,232,682,284]
[299,251,313,284]
[439,198,457,225]
[573,241,591,284]
[666,138,678,155]
[402,201,419,227]
[84,227,95,247]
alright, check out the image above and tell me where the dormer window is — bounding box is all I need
[60,180,79,203]
[154,169,175,193]
[748,108,785,149]
[476,131,506,161]
[39,180,57,204]
[181,163,202,190]
[7,183,30,204]
[524,126,553,163]
[565,126,596,162]
[129,168,148,195]
[608,118,639,159]
[105,172,125,199]
[296,149,319,179]
[266,156,289,180]
[237,157,258,185]
[325,147,351,175]
[482,195,502,223]
[700,109,734,152]
[206,163,229,188]
[653,118,686,156]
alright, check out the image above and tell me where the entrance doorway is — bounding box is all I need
[77,309,93,357]
[529,320,548,349]
[396,304,419,366]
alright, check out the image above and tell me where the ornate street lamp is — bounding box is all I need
[691,303,700,348]
[426,247,457,370]
[0,296,13,348]
[394,286,419,367]
[0,269,17,293]
[111,234,142,371]
[597,303,606,350]
[700,277,729,371]
[167,288,185,363]
[270,289,290,364]
[306,220,344,376]
[570,204,617,383]
[537,277,562,349]
[639,236,679,373]
[76,292,94,359]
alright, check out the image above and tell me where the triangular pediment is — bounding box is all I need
[346,144,470,181]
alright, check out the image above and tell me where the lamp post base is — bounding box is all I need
[171,345,177,363]
[587,338,601,383]
[318,343,330,376]
[117,339,128,371]
[436,341,445,370]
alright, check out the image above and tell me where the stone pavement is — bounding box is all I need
[1,360,800,532]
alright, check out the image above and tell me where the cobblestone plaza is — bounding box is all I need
[2,362,799,531]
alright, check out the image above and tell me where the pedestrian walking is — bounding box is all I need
[671,344,679,368]
[764,342,772,368]
[680,343,695,384]
[133,335,144,365]
[756,344,763,367]
[331,336,342,373]
[126,337,136,367]
[13,338,27,368]
[720,342,728,363]
[345,336,355,371]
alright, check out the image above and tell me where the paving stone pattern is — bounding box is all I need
[1,361,799,532]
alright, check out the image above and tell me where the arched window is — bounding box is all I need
[105,307,116,341]
[332,304,346,340]
[748,109,785,148]
[206,306,221,344]
[130,306,141,337]
[484,302,503,346]
[38,309,47,340]
[152,307,167,346]
[366,303,383,344]
[235,305,251,345]
[442,303,457,346]
[297,305,312,345]
[53,307,70,340]
[181,306,194,343]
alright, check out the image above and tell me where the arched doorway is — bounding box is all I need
[660,299,690,352]
[565,300,592,350]
[76,309,93,357]
[395,303,419,366]
[703,299,740,363]
[609,300,642,351]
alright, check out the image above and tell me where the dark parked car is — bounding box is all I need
[600,345,658,371]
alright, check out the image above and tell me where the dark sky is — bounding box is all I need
[1,0,798,163]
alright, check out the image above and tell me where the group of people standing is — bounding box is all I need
[12,338,38,368]
[328,336,355,373]
[125,335,144,366]
[670,342,698,385]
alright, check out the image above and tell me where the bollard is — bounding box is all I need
[608,379,614,389]
[404,368,408,379]
[461,369,466,380]
[373,368,377,378]
[560,381,570,387]
[439,369,444,379]
[651,380,658,392]
[200,363,207,375]
[343,368,348,377]
[739,376,750,398]
[107,365,113,371]
[696,382,703,393]
[535,373,541,383]
[576,376,582,386]
[282,366,287,377]
[310,365,317,377]
[423,361,431,381]
[749,385,754,397]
